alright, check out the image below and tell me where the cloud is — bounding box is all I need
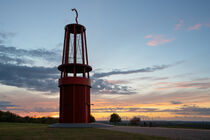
[92,107,159,113]
[0,60,181,95]
[100,82,210,108]
[0,43,182,95]
[90,61,183,94]
[91,78,136,95]
[0,44,61,93]
[188,23,202,31]
[0,53,32,65]
[0,31,61,66]
[0,32,15,39]
[93,65,168,78]
[175,19,184,30]
[137,76,169,81]
[0,38,62,93]
[92,105,210,116]
[92,61,183,78]
[0,63,59,93]
[0,60,136,94]
[0,101,17,108]
[166,105,210,116]
[0,32,15,44]
[145,34,175,46]
[0,40,184,96]
[0,45,61,66]
[144,34,153,39]
[205,23,210,27]
[33,107,58,112]
[187,23,210,31]
[0,61,135,95]
[170,101,182,105]
[0,101,19,110]
[156,79,210,90]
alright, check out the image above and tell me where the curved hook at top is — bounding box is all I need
[72,8,78,24]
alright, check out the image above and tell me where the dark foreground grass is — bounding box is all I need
[0,122,173,140]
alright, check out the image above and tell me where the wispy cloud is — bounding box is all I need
[92,107,159,113]
[170,101,182,105]
[0,101,17,108]
[0,101,19,110]
[0,34,180,96]
[0,40,62,93]
[91,78,136,95]
[145,34,175,46]
[92,105,210,116]
[90,61,183,95]
[0,32,15,44]
[205,23,210,27]
[156,79,210,90]
[93,65,169,78]
[93,61,183,78]
[0,45,61,66]
[144,34,153,39]
[0,43,183,95]
[0,90,59,116]
[167,105,210,116]
[188,23,202,31]
[0,61,136,95]
[175,19,184,30]
[33,107,58,112]
[0,45,136,95]
[187,22,210,31]
[0,32,15,39]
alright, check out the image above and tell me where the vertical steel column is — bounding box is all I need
[84,86,87,122]
[65,29,70,64]
[62,30,66,65]
[61,30,67,78]
[73,25,77,77]
[84,30,89,78]
[73,86,75,123]
[64,29,70,77]
[81,27,85,77]
[59,88,62,122]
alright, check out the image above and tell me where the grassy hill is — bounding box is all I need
[0,122,173,140]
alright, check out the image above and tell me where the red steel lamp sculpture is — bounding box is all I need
[58,9,92,123]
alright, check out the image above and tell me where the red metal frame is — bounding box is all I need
[58,22,92,123]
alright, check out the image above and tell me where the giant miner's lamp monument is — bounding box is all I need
[58,9,92,123]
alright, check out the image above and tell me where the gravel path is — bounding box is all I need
[102,126,210,140]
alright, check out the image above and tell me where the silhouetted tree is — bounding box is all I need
[109,113,121,123]
[130,117,140,125]
[90,114,96,122]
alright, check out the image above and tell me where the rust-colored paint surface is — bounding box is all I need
[58,11,92,123]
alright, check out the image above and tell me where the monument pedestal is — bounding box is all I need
[50,123,113,128]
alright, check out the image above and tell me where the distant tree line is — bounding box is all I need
[109,113,141,126]
[108,113,210,129]
[0,110,58,124]
[0,110,96,124]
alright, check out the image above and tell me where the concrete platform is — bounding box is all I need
[50,123,113,128]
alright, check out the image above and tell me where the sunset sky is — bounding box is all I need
[0,0,210,121]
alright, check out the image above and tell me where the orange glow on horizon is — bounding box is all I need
[7,100,210,121]
[50,113,59,118]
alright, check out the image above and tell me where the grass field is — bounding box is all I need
[0,122,173,140]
